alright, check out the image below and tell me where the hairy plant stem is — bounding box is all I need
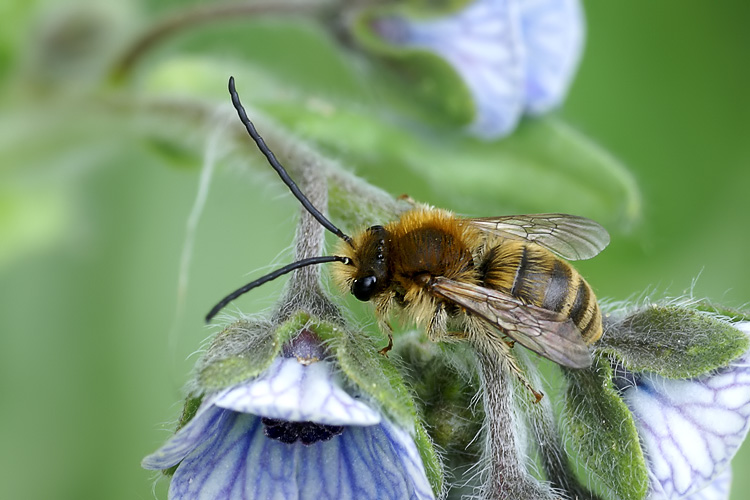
[474,349,561,500]
[272,144,342,323]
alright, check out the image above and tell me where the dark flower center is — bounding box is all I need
[261,417,344,445]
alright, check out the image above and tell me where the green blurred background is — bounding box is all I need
[1,0,748,499]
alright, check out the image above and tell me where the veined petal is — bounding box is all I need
[170,412,435,500]
[213,357,381,426]
[141,400,228,470]
[621,323,750,499]
[672,467,731,500]
[377,0,526,139]
[519,0,585,114]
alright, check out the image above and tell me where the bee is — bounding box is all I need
[208,77,609,400]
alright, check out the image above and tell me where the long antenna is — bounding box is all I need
[228,76,352,245]
[206,255,352,322]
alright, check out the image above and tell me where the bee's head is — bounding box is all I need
[333,225,390,302]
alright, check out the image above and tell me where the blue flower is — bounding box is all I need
[369,0,584,138]
[143,352,435,499]
[616,321,750,500]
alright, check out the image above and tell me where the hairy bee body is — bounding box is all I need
[333,207,603,350]
[213,78,611,399]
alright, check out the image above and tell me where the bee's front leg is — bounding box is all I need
[375,293,395,356]
[377,320,394,356]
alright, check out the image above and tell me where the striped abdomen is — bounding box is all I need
[478,240,602,344]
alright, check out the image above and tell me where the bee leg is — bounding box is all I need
[375,295,395,356]
[377,320,394,356]
[445,330,469,340]
[425,303,450,342]
[468,320,542,402]
[499,341,544,403]
[427,305,473,343]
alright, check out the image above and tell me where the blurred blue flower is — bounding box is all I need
[371,0,584,138]
[143,346,434,499]
[616,322,750,500]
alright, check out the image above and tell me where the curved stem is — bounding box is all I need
[110,0,333,82]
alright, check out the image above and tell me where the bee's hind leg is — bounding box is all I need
[471,322,543,403]
[497,339,544,403]
[425,302,459,342]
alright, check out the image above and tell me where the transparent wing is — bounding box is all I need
[467,213,609,260]
[430,277,592,368]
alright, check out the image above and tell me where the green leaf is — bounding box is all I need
[413,419,445,498]
[563,358,649,500]
[264,99,640,229]
[694,301,750,323]
[177,393,204,431]
[597,305,750,379]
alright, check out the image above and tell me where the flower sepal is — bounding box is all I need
[562,356,650,500]
[195,317,280,392]
[596,304,750,379]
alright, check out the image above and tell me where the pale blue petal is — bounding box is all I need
[381,0,526,139]
[142,400,228,470]
[376,417,435,499]
[684,467,731,500]
[649,467,731,500]
[213,357,381,426]
[622,323,750,499]
[170,412,435,500]
[519,0,585,114]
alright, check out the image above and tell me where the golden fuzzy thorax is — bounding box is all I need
[332,206,470,287]
[332,206,482,329]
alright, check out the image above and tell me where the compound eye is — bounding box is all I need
[351,275,377,302]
